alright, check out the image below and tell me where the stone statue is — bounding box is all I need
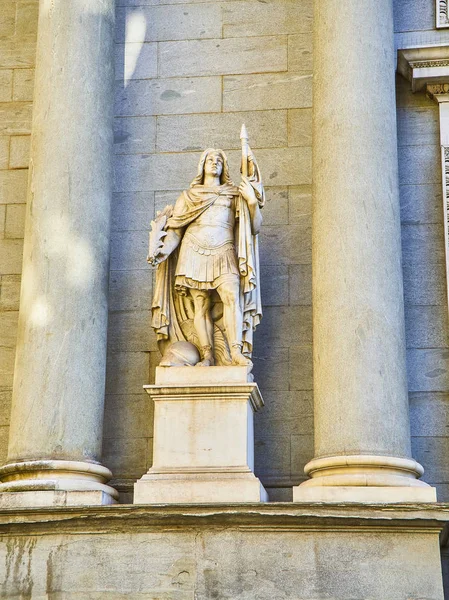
[148,126,265,367]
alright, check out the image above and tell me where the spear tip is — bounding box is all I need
[240,123,248,141]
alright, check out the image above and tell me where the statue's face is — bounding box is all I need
[204,152,223,178]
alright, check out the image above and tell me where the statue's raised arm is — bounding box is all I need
[148,127,265,369]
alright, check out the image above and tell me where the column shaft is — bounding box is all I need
[294,0,434,501]
[0,0,118,503]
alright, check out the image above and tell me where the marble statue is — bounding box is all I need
[148,126,265,367]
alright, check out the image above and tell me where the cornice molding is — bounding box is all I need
[397,45,449,92]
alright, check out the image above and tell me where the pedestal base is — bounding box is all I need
[0,490,117,508]
[135,366,267,504]
[135,470,268,504]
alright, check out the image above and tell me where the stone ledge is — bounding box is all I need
[0,503,448,535]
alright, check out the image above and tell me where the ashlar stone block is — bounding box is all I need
[115,42,157,82]
[159,36,287,78]
[0,70,13,102]
[116,4,222,43]
[115,77,222,116]
[9,135,30,169]
[222,0,312,37]
[0,169,28,204]
[12,68,34,101]
[223,72,312,112]
[4,204,25,239]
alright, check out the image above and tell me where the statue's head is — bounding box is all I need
[190,148,233,187]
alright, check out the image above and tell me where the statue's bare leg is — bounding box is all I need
[190,289,215,366]
[216,278,252,367]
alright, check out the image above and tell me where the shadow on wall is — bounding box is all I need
[104,6,314,503]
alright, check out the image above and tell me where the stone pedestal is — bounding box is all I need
[134,367,267,504]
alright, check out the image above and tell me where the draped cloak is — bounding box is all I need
[151,175,265,361]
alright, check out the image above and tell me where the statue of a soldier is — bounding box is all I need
[148,127,265,368]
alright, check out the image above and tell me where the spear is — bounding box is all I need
[240,123,249,178]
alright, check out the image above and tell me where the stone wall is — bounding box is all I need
[107,0,313,500]
[0,1,37,465]
[394,1,449,501]
[0,0,448,505]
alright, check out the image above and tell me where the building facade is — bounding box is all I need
[1,0,449,597]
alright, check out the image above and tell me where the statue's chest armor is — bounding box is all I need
[186,200,235,248]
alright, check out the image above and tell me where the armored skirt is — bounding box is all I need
[174,231,240,292]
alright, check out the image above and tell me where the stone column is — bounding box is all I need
[294,0,435,502]
[0,0,118,505]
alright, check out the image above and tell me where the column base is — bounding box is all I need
[0,460,119,506]
[293,454,437,503]
[134,469,268,504]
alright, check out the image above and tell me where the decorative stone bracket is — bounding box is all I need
[398,46,449,314]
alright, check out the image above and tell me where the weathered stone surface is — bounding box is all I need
[116,4,222,42]
[412,436,449,484]
[262,187,289,225]
[0,102,32,135]
[0,3,16,37]
[288,108,312,147]
[0,310,18,348]
[402,260,447,306]
[0,169,27,204]
[111,191,154,231]
[0,388,12,427]
[0,238,23,274]
[289,185,311,224]
[288,34,313,72]
[4,204,25,239]
[103,393,151,440]
[0,204,5,235]
[0,274,21,311]
[401,224,445,264]
[114,117,156,154]
[115,148,311,192]
[394,0,434,32]
[407,348,449,392]
[289,345,313,390]
[15,2,39,36]
[400,184,442,224]
[0,38,36,69]
[398,144,441,185]
[12,68,34,101]
[289,264,312,305]
[115,42,157,82]
[405,305,449,348]
[103,435,149,478]
[396,73,435,109]
[160,37,287,78]
[397,106,439,147]
[259,264,288,306]
[252,346,289,391]
[0,347,15,387]
[108,310,154,352]
[8,135,29,169]
[254,305,312,348]
[109,269,153,312]
[115,77,222,116]
[222,0,313,37]
[0,70,13,102]
[110,229,151,270]
[260,223,311,265]
[409,392,449,437]
[105,351,149,394]
[224,72,312,112]
[156,111,288,152]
